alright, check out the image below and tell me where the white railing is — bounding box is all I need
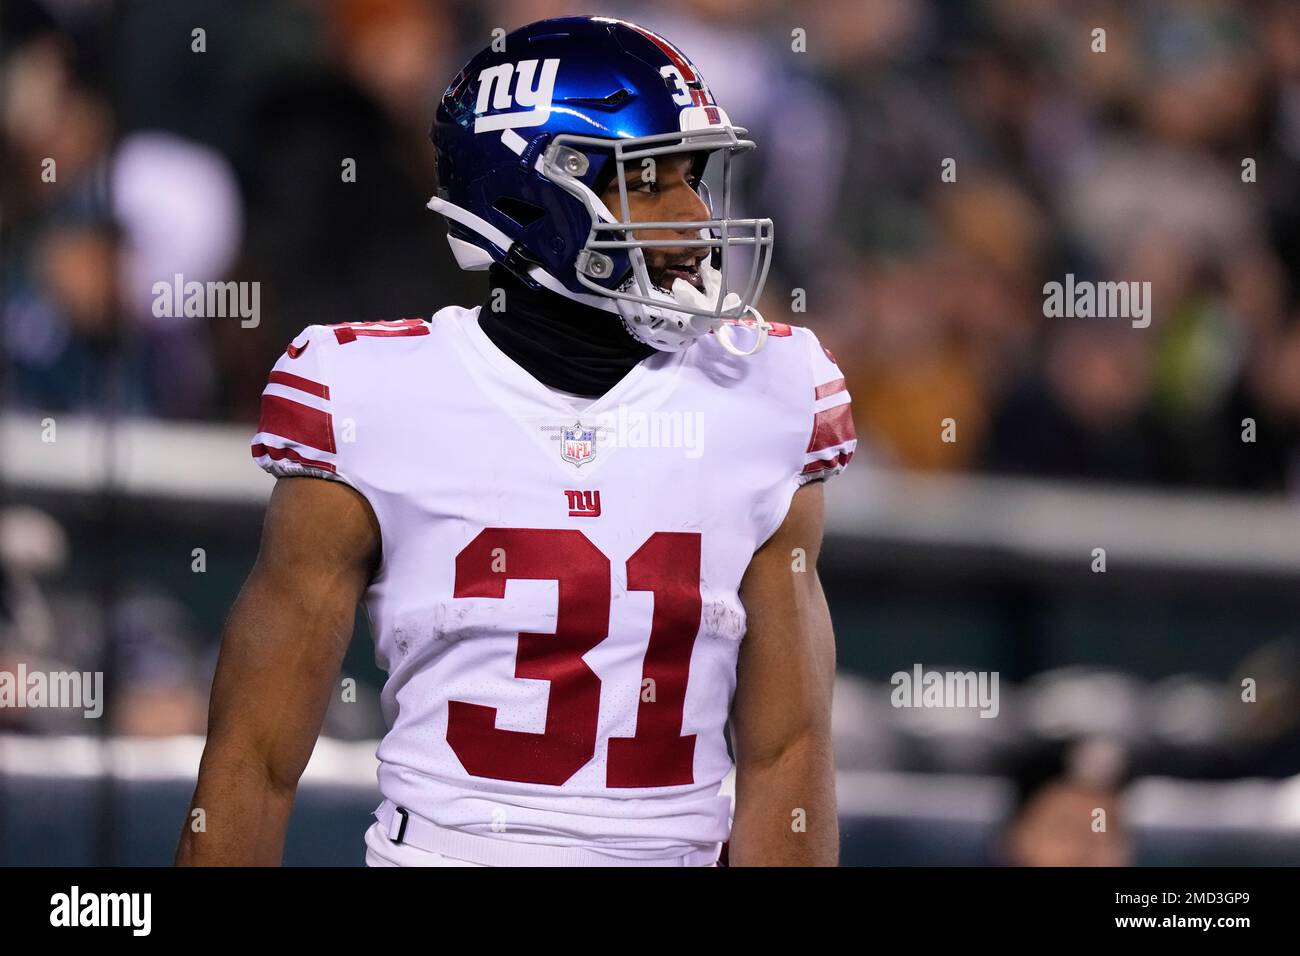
[825,466,1300,572]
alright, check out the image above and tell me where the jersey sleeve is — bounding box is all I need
[250,325,356,487]
[796,329,856,484]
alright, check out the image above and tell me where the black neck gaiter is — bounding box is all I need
[477,264,657,398]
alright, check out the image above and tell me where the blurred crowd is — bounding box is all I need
[5,0,1300,490]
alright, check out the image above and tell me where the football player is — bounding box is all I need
[177,15,855,867]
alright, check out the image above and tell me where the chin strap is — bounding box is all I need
[715,306,772,357]
[623,256,771,356]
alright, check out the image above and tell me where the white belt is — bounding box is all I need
[375,799,721,867]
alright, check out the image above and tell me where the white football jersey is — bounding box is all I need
[251,307,855,862]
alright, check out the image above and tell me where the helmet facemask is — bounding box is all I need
[539,124,775,356]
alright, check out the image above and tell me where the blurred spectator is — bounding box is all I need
[985,319,1166,482]
[0,504,207,736]
[1226,639,1300,777]
[0,505,71,733]
[219,0,479,420]
[1218,318,1300,491]
[1,15,240,417]
[108,592,208,736]
[996,737,1134,867]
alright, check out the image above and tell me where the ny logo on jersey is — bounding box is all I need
[565,489,601,517]
[560,422,596,466]
[474,58,560,133]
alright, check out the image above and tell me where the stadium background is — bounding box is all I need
[3,0,1300,865]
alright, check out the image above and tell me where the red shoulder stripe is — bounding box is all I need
[814,378,847,401]
[257,395,336,454]
[268,370,330,399]
[807,402,855,454]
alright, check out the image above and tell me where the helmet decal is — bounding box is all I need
[473,59,561,133]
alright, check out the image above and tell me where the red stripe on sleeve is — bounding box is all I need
[807,402,856,454]
[814,378,847,401]
[268,370,330,399]
[251,443,337,474]
[257,395,336,453]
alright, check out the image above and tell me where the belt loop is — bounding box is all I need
[388,805,409,845]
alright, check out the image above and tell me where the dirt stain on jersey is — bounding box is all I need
[391,603,476,659]
[701,596,746,643]
[429,601,477,643]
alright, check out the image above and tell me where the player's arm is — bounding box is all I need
[175,476,379,865]
[728,480,838,866]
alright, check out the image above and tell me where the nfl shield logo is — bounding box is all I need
[561,422,596,466]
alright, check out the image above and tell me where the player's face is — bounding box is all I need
[601,154,711,293]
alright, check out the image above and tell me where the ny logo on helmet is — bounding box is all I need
[474,58,560,133]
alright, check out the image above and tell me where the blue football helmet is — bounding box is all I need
[429,16,774,355]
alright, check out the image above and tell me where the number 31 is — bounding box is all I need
[449,528,703,789]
